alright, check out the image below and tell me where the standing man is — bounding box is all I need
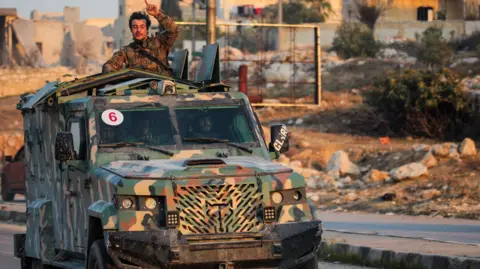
[102,0,179,76]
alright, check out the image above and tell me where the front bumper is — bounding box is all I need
[107,220,322,269]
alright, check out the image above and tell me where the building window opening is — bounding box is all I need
[36,42,42,54]
[417,6,434,21]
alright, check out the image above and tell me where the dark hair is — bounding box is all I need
[129,11,151,30]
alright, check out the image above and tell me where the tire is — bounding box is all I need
[297,256,319,269]
[26,258,54,269]
[87,239,112,269]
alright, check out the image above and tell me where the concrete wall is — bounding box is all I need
[63,7,80,23]
[30,10,63,21]
[465,20,480,34]
[34,20,64,65]
[275,19,477,51]
[343,0,464,22]
[82,18,115,28]
[327,0,344,23]
[375,20,465,41]
[0,67,77,97]
[71,22,106,63]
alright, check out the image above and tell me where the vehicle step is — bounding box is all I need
[51,258,85,269]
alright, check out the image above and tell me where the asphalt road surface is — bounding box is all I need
[0,223,25,269]
[318,211,480,245]
[0,223,375,269]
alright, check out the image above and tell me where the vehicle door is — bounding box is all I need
[59,116,89,252]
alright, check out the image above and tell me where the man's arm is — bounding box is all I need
[153,10,179,47]
[102,49,127,73]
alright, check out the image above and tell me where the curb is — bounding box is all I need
[319,241,480,269]
[2,209,480,269]
[0,210,26,224]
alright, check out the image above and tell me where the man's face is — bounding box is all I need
[131,19,148,41]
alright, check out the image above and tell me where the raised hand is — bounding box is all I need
[144,0,159,16]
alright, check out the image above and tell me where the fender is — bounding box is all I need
[88,200,118,230]
[25,200,55,261]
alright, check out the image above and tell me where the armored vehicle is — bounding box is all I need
[14,44,322,269]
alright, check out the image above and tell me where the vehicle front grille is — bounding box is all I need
[174,183,263,234]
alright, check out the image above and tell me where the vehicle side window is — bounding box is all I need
[68,119,86,160]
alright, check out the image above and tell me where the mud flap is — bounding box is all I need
[25,200,55,261]
[13,234,25,258]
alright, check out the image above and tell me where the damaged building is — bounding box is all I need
[343,0,480,22]
[0,7,114,72]
[0,8,44,67]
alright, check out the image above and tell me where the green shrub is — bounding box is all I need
[368,68,471,139]
[262,1,329,24]
[331,21,379,59]
[416,26,453,67]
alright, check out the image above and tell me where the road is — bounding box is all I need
[0,223,25,269]
[6,197,480,245]
[317,211,480,245]
[0,223,374,269]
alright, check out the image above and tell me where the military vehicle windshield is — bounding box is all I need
[97,105,257,148]
[176,105,256,144]
[98,108,176,146]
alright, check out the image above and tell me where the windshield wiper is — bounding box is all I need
[183,137,253,154]
[98,142,175,157]
[145,145,175,156]
[99,142,144,148]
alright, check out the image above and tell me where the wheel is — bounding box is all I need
[1,179,14,201]
[87,239,113,269]
[297,256,318,269]
[31,259,43,269]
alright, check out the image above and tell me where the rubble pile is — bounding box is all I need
[276,136,480,219]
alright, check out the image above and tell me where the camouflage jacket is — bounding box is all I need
[102,11,179,76]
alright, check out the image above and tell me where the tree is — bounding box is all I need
[304,0,334,22]
[262,0,334,24]
[161,0,182,21]
[332,21,378,59]
[416,26,453,68]
[354,0,389,30]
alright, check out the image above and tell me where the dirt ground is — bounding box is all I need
[256,90,480,220]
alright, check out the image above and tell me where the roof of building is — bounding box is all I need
[0,8,17,17]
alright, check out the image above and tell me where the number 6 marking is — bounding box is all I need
[102,109,124,126]
[109,112,117,122]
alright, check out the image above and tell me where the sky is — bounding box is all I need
[0,0,119,20]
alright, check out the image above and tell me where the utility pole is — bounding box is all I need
[277,0,283,50]
[207,0,216,44]
[192,0,196,53]
[278,0,282,23]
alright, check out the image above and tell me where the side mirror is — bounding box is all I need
[4,156,13,162]
[55,132,77,162]
[269,124,289,156]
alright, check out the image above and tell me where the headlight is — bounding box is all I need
[271,192,283,204]
[122,198,133,209]
[270,189,305,205]
[145,197,157,210]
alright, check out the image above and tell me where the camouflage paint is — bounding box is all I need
[88,201,118,230]
[26,200,55,260]
[17,68,318,268]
